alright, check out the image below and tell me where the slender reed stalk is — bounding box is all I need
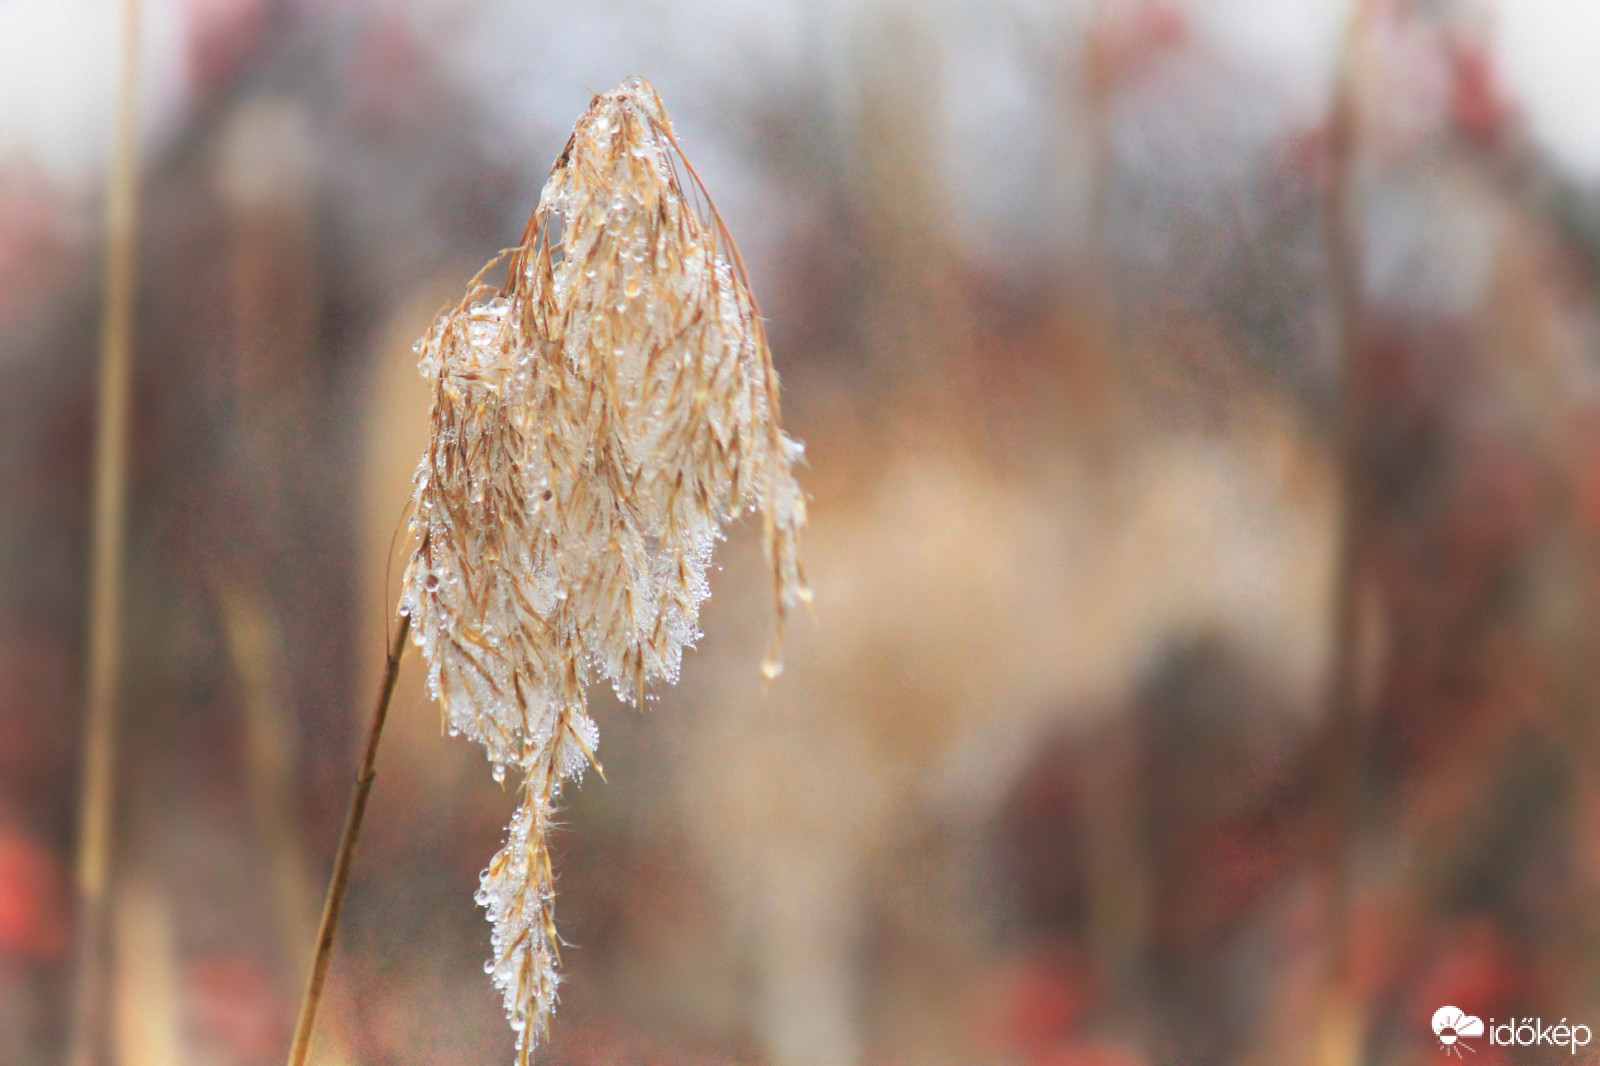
[286,615,410,1066]
[67,2,143,1064]
[1314,6,1372,1065]
[1078,18,1151,1027]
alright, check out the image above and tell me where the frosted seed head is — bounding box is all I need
[397,76,806,1063]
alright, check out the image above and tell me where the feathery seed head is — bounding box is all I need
[398,77,806,1060]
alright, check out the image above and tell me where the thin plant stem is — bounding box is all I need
[287,614,411,1066]
[1314,5,1371,1065]
[67,1,143,1063]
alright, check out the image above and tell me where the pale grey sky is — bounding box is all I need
[0,0,1596,189]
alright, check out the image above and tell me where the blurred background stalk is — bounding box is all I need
[66,1,142,1063]
[216,584,353,1066]
[1312,2,1371,1061]
[109,870,180,1066]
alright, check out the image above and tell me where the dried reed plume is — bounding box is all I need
[400,77,807,1060]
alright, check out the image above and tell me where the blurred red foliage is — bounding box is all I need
[0,828,67,960]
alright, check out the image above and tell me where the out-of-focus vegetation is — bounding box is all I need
[7,2,1600,1065]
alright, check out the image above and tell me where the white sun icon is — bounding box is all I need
[1432,1006,1484,1057]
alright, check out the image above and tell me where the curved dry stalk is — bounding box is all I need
[401,77,807,1061]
